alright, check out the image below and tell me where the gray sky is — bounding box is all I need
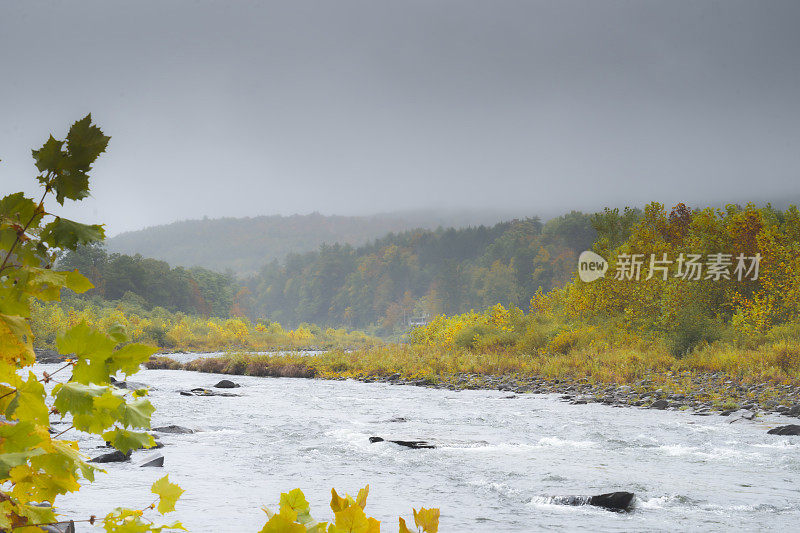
[1,1,799,235]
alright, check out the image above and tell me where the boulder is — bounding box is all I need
[728,410,757,424]
[767,424,800,435]
[89,450,131,463]
[178,387,240,397]
[152,425,194,434]
[588,492,636,511]
[550,492,635,512]
[214,379,240,389]
[786,405,800,417]
[369,436,435,449]
[110,376,148,390]
[139,453,165,467]
[649,399,669,410]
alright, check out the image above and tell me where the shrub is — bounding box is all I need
[666,306,721,357]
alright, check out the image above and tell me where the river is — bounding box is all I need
[40,361,800,532]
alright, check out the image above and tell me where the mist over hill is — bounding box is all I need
[106,209,530,274]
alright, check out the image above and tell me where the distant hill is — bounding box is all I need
[106,209,529,274]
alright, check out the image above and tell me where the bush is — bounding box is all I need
[453,323,495,349]
[666,306,721,357]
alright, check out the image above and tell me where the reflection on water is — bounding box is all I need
[40,360,800,532]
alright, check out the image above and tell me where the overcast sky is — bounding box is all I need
[1,1,799,235]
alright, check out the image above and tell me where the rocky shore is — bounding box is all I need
[144,355,800,421]
[347,371,800,419]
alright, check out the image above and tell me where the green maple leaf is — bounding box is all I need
[56,322,116,384]
[0,192,38,224]
[53,381,109,417]
[32,135,65,174]
[65,269,94,294]
[0,420,43,453]
[6,371,48,425]
[280,488,311,524]
[259,513,306,533]
[118,397,155,429]
[65,113,110,172]
[110,343,157,376]
[41,217,105,249]
[71,389,124,433]
[106,323,129,344]
[102,427,155,454]
[151,474,185,514]
[0,448,46,478]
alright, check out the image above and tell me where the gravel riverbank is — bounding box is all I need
[146,355,800,421]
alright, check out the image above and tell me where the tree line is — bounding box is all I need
[57,245,239,317]
[58,212,598,333]
[242,212,598,333]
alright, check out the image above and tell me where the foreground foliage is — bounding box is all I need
[260,486,439,533]
[1,116,183,531]
[3,116,439,531]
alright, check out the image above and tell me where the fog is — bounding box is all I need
[1,1,799,235]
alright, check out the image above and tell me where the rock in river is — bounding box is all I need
[767,424,800,435]
[214,379,240,388]
[110,376,147,390]
[588,492,636,511]
[369,436,435,449]
[179,387,240,397]
[89,450,131,463]
[139,453,165,467]
[550,491,635,511]
[153,425,194,434]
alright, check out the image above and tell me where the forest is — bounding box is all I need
[59,211,599,335]
[57,245,240,317]
[244,212,598,332]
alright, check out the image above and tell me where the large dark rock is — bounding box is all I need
[649,399,669,410]
[110,376,148,390]
[588,492,636,511]
[786,405,800,417]
[369,436,435,449]
[551,492,635,512]
[214,379,240,389]
[767,424,800,435]
[728,410,757,424]
[89,450,131,463]
[139,453,165,467]
[178,387,240,397]
[153,425,194,434]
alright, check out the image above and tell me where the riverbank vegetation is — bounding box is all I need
[155,203,800,411]
[5,117,432,532]
[30,299,379,353]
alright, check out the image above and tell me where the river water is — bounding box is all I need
[39,362,800,532]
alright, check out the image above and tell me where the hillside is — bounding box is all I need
[106,209,528,275]
[243,211,598,331]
